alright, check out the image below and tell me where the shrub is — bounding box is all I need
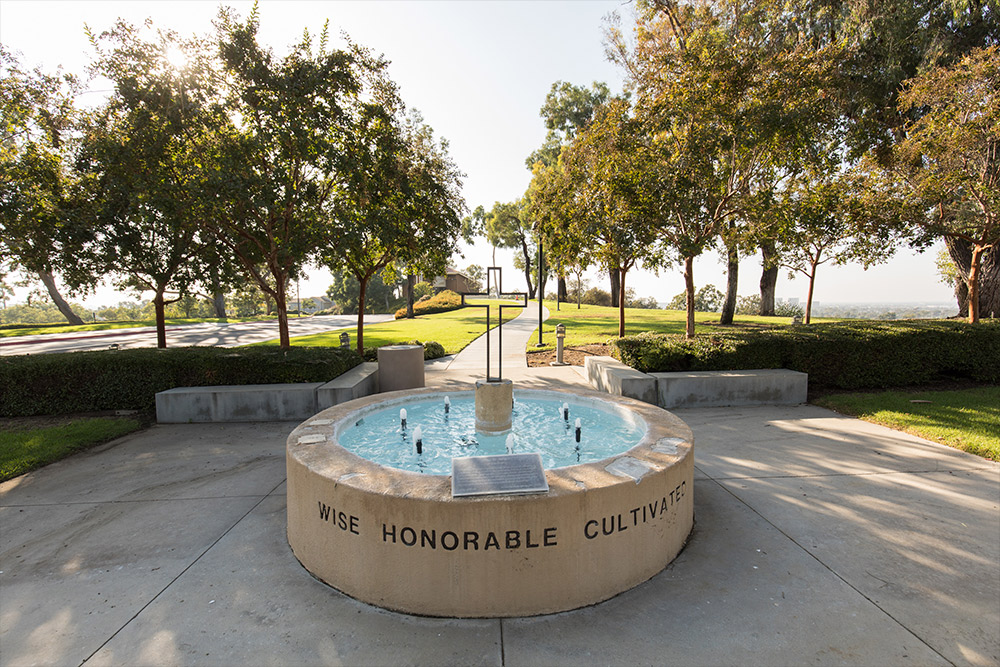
[610,320,1000,390]
[361,340,447,362]
[0,346,362,417]
[581,287,612,307]
[393,290,463,319]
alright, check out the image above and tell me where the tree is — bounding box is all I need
[528,80,612,304]
[859,46,998,323]
[896,47,998,323]
[463,264,484,293]
[320,104,465,353]
[207,8,372,348]
[666,285,724,312]
[526,80,610,169]
[608,0,841,337]
[80,21,223,347]
[326,271,401,315]
[562,99,660,337]
[777,178,892,323]
[484,199,539,299]
[526,156,591,309]
[0,46,89,324]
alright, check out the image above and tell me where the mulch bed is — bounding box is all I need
[526,344,610,367]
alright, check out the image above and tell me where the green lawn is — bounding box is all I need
[529,300,813,349]
[0,316,274,338]
[0,417,144,482]
[278,300,525,353]
[275,300,812,353]
[815,386,1000,461]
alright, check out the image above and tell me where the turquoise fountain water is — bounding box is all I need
[336,393,647,474]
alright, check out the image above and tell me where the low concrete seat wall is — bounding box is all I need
[317,362,379,409]
[156,362,381,423]
[156,383,324,423]
[584,356,658,405]
[652,369,808,409]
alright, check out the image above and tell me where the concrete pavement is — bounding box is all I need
[1,305,998,666]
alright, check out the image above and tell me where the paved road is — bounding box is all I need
[0,314,395,355]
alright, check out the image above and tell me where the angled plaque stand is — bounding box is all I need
[452,453,549,497]
[461,266,527,382]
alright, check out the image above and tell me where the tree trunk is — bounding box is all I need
[618,268,627,338]
[955,277,970,318]
[947,238,999,319]
[805,264,817,324]
[759,240,778,316]
[274,275,290,349]
[153,289,168,348]
[968,245,982,324]
[406,274,415,318]
[609,269,620,308]
[520,238,535,299]
[37,269,84,325]
[684,255,696,339]
[356,277,368,354]
[720,244,738,325]
[212,290,226,318]
[558,276,568,303]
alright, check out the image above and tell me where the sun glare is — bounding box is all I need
[164,45,187,71]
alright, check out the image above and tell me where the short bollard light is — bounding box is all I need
[339,332,350,348]
[551,323,568,366]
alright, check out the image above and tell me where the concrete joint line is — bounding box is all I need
[80,477,288,665]
[704,467,995,482]
[707,476,953,665]
[0,494,276,509]
[499,617,506,666]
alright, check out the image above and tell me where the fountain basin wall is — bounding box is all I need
[286,387,694,617]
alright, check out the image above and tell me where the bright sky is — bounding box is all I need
[0,0,955,309]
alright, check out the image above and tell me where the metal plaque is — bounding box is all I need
[452,454,549,497]
[605,456,656,483]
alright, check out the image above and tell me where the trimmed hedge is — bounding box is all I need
[0,346,362,417]
[610,320,1000,390]
[361,340,447,362]
[393,290,463,319]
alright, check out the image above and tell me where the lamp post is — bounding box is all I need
[535,235,544,347]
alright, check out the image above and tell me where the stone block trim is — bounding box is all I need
[584,356,659,405]
[652,369,808,409]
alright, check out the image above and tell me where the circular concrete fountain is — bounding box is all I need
[286,386,694,617]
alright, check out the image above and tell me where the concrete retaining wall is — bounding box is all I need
[584,356,658,404]
[156,362,380,423]
[652,369,808,408]
[583,357,807,409]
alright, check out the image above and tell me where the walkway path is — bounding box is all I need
[2,407,996,665]
[424,301,590,391]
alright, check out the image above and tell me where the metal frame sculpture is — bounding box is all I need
[460,266,527,382]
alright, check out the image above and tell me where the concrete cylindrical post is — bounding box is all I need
[475,378,513,433]
[377,344,425,393]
